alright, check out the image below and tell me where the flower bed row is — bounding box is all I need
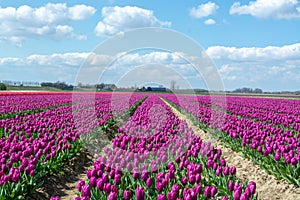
[196,95,300,131]
[0,93,147,199]
[161,94,300,186]
[74,94,257,200]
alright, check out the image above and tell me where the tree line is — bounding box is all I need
[231,87,263,94]
[41,82,74,90]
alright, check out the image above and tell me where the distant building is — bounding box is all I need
[95,83,117,91]
[0,80,40,87]
[148,87,167,92]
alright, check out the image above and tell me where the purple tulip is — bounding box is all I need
[168,191,177,200]
[111,185,118,193]
[213,162,218,170]
[223,166,229,176]
[233,189,241,200]
[50,196,60,200]
[211,186,218,197]
[194,184,202,194]
[90,176,96,187]
[108,192,118,200]
[146,177,152,187]
[188,174,196,185]
[216,167,221,176]
[123,190,132,200]
[195,174,201,183]
[257,146,262,152]
[248,181,256,195]
[195,164,202,173]
[228,181,234,191]
[181,177,188,186]
[110,169,115,179]
[86,170,92,179]
[157,194,167,200]
[142,170,149,181]
[81,185,91,198]
[102,173,109,183]
[96,178,104,190]
[220,158,226,166]
[291,157,298,165]
[171,184,180,195]
[240,193,249,200]
[114,174,122,185]
[206,159,214,168]
[104,183,111,194]
[133,171,140,180]
[234,184,242,193]
[274,153,281,161]
[230,166,236,175]
[169,169,175,179]
[136,186,145,200]
[204,186,211,198]
[77,180,85,192]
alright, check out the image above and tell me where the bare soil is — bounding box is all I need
[162,98,300,200]
[25,149,94,200]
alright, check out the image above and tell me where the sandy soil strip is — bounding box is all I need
[25,149,94,200]
[162,98,300,200]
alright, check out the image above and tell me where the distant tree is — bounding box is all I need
[146,87,152,91]
[54,81,66,90]
[41,81,73,90]
[240,87,252,93]
[141,86,146,92]
[233,87,263,94]
[95,83,105,90]
[254,88,263,93]
[41,82,54,87]
[0,83,7,90]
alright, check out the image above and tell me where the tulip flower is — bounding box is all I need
[81,185,91,198]
[136,186,145,200]
[211,186,218,197]
[123,190,132,200]
[90,177,96,187]
[181,177,188,186]
[50,197,60,200]
[158,194,167,200]
[204,186,212,198]
[194,184,202,195]
[77,180,85,192]
[146,177,152,187]
[114,174,121,185]
[228,181,234,192]
[108,192,118,200]
[230,166,236,175]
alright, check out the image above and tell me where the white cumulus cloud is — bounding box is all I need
[230,0,300,19]
[95,6,171,37]
[204,18,216,25]
[0,3,96,43]
[206,43,300,61]
[25,52,89,67]
[206,43,300,90]
[190,2,219,18]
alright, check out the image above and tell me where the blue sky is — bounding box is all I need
[0,0,300,91]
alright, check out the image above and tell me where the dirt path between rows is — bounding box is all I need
[162,98,300,200]
[25,149,94,200]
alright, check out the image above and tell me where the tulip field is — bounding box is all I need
[0,92,299,199]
